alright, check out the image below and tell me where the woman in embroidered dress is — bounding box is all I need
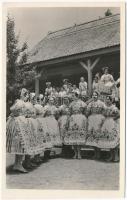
[86,91,106,159]
[35,104,53,149]
[98,95,120,162]
[6,88,29,173]
[33,103,52,162]
[64,92,87,159]
[58,95,70,143]
[22,100,46,168]
[23,92,39,167]
[100,67,118,101]
[101,67,114,86]
[43,97,62,147]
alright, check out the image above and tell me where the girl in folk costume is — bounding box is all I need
[34,103,52,150]
[98,96,120,162]
[39,94,44,106]
[95,72,101,82]
[63,79,69,92]
[23,101,45,169]
[51,87,59,98]
[30,92,36,105]
[92,76,99,92]
[6,88,29,173]
[67,83,74,102]
[43,97,62,147]
[23,92,45,168]
[86,91,106,159]
[34,104,53,162]
[58,87,67,106]
[72,84,80,95]
[45,82,53,96]
[79,77,87,96]
[51,87,59,107]
[58,95,70,143]
[100,67,118,100]
[100,67,114,86]
[64,92,87,159]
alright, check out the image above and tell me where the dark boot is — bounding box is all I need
[23,155,33,169]
[73,145,78,159]
[77,146,82,159]
[113,148,119,162]
[44,150,51,161]
[105,150,113,162]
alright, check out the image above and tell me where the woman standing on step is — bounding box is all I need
[43,96,62,147]
[58,95,70,143]
[64,92,87,159]
[34,103,53,161]
[86,91,106,160]
[98,95,120,162]
[6,88,29,173]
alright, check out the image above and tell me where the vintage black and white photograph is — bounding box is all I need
[4,3,125,195]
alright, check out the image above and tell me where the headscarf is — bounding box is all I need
[30,92,35,100]
[34,104,44,116]
[20,88,28,101]
[10,99,25,116]
[39,94,44,100]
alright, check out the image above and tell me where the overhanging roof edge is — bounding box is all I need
[20,45,120,68]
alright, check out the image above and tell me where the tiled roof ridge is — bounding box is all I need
[48,13,120,36]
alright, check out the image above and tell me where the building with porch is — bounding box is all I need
[25,13,120,97]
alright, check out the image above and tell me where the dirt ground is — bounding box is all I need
[6,153,119,190]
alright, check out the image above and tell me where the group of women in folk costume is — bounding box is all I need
[6,69,120,173]
[86,91,119,161]
[58,91,119,161]
[6,88,62,173]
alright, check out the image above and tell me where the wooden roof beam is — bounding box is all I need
[79,61,88,71]
[91,57,100,70]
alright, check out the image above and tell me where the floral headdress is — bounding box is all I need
[20,88,28,100]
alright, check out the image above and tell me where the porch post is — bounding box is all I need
[79,57,100,97]
[35,69,40,98]
[35,77,39,98]
[87,59,92,96]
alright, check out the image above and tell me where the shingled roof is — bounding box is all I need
[26,14,120,65]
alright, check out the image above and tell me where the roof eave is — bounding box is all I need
[20,44,120,68]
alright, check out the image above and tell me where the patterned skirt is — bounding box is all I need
[45,116,62,146]
[6,116,26,155]
[64,114,87,145]
[36,117,53,149]
[6,116,45,155]
[97,117,120,149]
[58,115,69,143]
[86,114,105,147]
